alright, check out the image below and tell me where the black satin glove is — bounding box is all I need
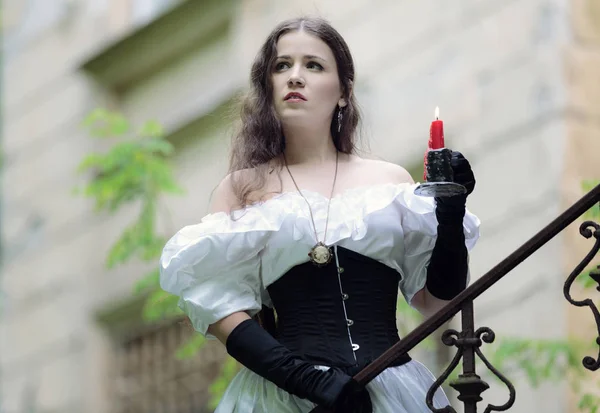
[427,151,476,300]
[226,319,372,412]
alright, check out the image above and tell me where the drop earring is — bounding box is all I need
[337,107,343,133]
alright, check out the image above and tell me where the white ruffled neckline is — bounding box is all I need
[196,182,467,248]
[257,181,412,204]
[207,181,415,220]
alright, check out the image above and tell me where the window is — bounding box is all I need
[110,318,223,413]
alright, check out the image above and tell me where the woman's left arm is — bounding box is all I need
[412,151,476,318]
[411,286,453,318]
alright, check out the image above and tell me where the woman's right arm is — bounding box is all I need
[207,312,251,344]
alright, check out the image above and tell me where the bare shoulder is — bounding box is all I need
[210,164,278,213]
[354,156,415,185]
[209,173,238,214]
[209,168,259,214]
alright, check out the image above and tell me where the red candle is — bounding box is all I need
[429,106,444,149]
[423,106,445,180]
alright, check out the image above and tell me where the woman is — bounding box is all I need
[160,16,479,413]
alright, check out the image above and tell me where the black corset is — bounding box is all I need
[267,246,411,376]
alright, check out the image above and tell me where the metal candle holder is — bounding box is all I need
[414,148,467,197]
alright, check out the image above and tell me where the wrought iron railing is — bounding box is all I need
[311,184,600,413]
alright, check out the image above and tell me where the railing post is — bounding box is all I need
[425,301,515,413]
[449,301,489,413]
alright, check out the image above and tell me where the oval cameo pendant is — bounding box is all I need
[308,242,332,266]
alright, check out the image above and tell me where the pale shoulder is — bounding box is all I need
[209,168,258,214]
[209,174,238,214]
[355,157,415,185]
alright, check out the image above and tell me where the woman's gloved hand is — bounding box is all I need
[434,151,476,219]
[226,319,372,412]
[449,150,476,195]
[332,378,373,413]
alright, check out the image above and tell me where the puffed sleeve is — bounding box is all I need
[159,210,274,338]
[397,186,480,304]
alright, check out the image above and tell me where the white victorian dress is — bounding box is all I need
[160,183,480,412]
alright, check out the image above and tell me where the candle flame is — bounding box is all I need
[435,106,440,120]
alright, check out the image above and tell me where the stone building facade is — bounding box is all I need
[1,0,598,412]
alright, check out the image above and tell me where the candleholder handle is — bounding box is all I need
[415,148,467,197]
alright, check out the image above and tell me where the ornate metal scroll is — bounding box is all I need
[426,301,516,413]
[563,220,600,371]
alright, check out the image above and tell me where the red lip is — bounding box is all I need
[284,92,307,101]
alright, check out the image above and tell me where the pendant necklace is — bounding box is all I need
[283,151,339,267]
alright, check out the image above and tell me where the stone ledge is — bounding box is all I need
[95,293,150,339]
[78,0,234,94]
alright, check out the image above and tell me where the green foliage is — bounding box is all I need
[208,357,242,410]
[578,267,600,290]
[132,268,160,295]
[81,108,131,138]
[444,335,592,404]
[76,109,184,271]
[396,295,422,330]
[396,297,436,352]
[578,179,600,293]
[580,393,600,413]
[142,288,183,321]
[175,333,207,360]
[487,337,587,387]
[574,179,600,410]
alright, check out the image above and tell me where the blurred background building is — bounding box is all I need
[1,0,599,412]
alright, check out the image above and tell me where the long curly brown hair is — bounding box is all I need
[228,16,364,208]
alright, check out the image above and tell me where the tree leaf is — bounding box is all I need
[142,290,181,322]
[579,393,600,413]
[139,120,165,138]
[175,333,206,360]
[578,267,600,290]
[132,269,160,295]
[208,357,241,409]
[582,180,600,220]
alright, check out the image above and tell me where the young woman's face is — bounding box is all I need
[271,30,346,128]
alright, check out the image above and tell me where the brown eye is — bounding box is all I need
[307,61,323,70]
[274,62,290,71]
